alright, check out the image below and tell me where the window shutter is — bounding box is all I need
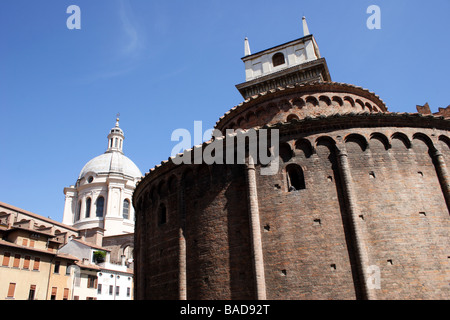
[22,239,28,246]
[33,257,40,270]
[63,288,69,300]
[2,252,10,266]
[13,254,21,268]
[7,283,16,298]
[23,256,30,269]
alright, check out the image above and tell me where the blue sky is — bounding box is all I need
[0,0,449,222]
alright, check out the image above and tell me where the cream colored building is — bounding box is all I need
[0,220,78,300]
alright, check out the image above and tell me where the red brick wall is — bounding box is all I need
[257,138,359,299]
[184,164,254,299]
[134,119,450,300]
[345,130,449,299]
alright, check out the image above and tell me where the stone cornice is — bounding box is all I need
[133,111,450,205]
[216,81,388,130]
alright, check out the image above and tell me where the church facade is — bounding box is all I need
[132,18,450,300]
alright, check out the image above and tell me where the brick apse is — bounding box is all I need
[132,29,449,300]
[133,81,449,300]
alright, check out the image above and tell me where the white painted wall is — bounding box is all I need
[97,263,133,300]
[243,37,320,82]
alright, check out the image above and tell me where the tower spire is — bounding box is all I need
[244,37,251,56]
[106,114,125,154]
[302,16,310,36]
[115,112,120,127]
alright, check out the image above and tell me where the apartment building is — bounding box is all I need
[0,224,78,300]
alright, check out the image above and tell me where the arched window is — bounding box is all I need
[85,198,91,218]
[279,143,293,162]
[96,197,104,218]
[75,201,81,222]
[272,52,285,67]
[123,246,132,260]
[158,204,167,226]
[286,164,306,192]
[123,199,130,219]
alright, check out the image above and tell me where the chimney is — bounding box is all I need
[93,230,103,247]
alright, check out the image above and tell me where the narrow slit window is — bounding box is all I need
[158,204,167,225]
[123,199,130,219]
[85,198,91,218]
[75,201,81,221]
[96,197,104,217]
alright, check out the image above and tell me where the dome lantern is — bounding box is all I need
[106,114,125,154]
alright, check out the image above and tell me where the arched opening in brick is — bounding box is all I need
[286,164,305,192]
[280,142,293,162]
[295,139,313,158]
[345,133,368,152]
[370,132,390,150]
[391,132,411,149]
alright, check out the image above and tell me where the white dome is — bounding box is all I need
[79,151,142,180]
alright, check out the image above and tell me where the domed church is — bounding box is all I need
[62,116,142,237]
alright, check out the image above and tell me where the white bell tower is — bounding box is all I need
[236,16,331,99]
